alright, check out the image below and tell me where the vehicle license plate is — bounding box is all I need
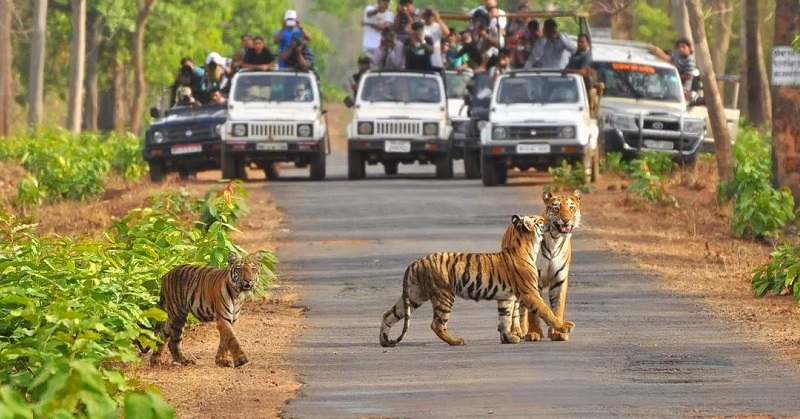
[516,144,550,154]
[171,144,202,155]
[256,142,288,151]
[384,141,411,153]
[644,140,674,150]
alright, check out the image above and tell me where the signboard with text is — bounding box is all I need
[772,46,800,86]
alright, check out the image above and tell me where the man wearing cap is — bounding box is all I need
[362,0,395,56]
[350,56,372,95]
[204,52,233,94]
[275,10,312,68]
[370,29,405,70]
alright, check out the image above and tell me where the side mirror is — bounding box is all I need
[343,96,355,108]
[149,107,162,119]
[463,94,472,107]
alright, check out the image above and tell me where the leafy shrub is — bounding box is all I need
[0,181,275,417]
[751,242,800,303]
[718,125,796,239]
[600,152,629,174]
[625,158,677,209]
[548,160,593,193]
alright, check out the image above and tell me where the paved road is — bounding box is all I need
[270,152,800,418]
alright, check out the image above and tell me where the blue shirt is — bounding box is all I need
[275,27,302,66]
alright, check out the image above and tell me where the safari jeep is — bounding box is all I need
[445,70,480,179]
[222,69,328,181]
[344,70,453,180]
[591,39,709,166]
[479,70,600,187]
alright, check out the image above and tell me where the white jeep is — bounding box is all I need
[344,70,453,179]
[479,70,600,187]
[223,70,328,180]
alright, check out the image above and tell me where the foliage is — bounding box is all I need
[600,152,629,175]
[548,160,593,194]
[0,181,275,416]
[751,242,800,303]
[624,155,677,209]
[0,130,148,209]
[718,125,796,239]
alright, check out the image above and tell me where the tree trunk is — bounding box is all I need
[685,0,734,183]
[710,0,734,98]
[671,0,692,41]
[84,9,101,131]
[0,0,13,137]
[589,0,633,40]
[744,0,772,128]
[770,0,800,205]
[66,0,86,133]
[28,0,47,131]
[129,0,157,135]
[738,9,749,115]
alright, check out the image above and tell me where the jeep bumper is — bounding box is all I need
[603,128,702,156]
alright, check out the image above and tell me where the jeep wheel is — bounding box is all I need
[178,169,197,181]
[264,162,280,180]
[310,146,326,181]
[384,161,399,175]
[463,149,481,179]
[222,153,246,180]
[435,153,454,179]
[481,155,504,187]
[677,152,698,169]
[348,150,366,180]
[148,162,165,183]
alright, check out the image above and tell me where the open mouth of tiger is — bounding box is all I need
[555,222,573,234]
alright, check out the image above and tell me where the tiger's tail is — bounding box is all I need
[379,265,413,347]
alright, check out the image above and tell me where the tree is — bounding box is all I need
[743,0,772,128]
[129,0,157,135]
[28,0,47,131]
[84,9,102,131]
[66,0,87,133]
[709,0,734,77]
[589,0,634,40]
[0,0,12,136]
[685,0,734,183]
[771,0,800,205]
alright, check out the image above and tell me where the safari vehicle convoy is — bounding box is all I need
[222,69,329,181]
[479,70,600,187]
[344,70,453,179]
[143,103,227,182]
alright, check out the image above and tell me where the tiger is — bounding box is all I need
[148,251,262,367]
[379,214,575,347]
[506,189,582,342]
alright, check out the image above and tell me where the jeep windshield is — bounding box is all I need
[232,73,315,103]
[496,75,580,105]
[594,62,683,103]
[359,74,443,104]
[445,72,469,98]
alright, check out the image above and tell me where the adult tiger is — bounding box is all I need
[148,251,262,367]
[379,214,575,347]
[507,189,581,342]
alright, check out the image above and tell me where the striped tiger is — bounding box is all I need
[507,189,581,342]
[149,251,262,367]
[379,214,575,347]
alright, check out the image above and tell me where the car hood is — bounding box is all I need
[600,97,688,116]
[355,103,446,121]
[491,106,584,124]
[448,99,468,119]
[228,104,319,122]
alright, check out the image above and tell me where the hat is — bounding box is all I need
[205,52,226,66]
[178,86,192,98]
[284,9,297,26]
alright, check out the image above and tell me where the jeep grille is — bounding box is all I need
[375,121,421,136]
[642,119,680,131]
[250,123,296,138]
[507,126,562,140]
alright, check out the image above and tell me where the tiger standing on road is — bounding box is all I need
[507,189,582,342]
[379,214,575,347]
[149,251,262,367]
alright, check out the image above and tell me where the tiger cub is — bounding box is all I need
[149,251,261,367]
[379,214,575,347]
[508,189,581,342]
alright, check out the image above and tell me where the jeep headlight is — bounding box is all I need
[152,131,164,143]
[476,120,488,131]
[297,124,313,137]
[492,126,507,140]
[357,122,374,135]
[606,114,637,131]
[423,123,438,136]
[232,123,248,137]
[683,119,705,135]
[558,126,576,139]
[214,124,223,136]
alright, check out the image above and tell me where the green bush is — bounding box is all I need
[718,125,796,239]
[600,152,629,175]
[752,242,800,303]
[548,160,593,193]
[0,181,275,417]
[625,156,677,209]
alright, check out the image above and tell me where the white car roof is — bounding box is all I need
[589,39,676,69]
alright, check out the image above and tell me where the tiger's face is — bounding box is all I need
[543,189,582,235]
[227,251,262,295]
[511,214,548,239]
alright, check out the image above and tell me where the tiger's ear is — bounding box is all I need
[571,189,582,201]
[542,190,553,203]
[252,251,262,264]
[227,251,240,266]
[511,214,522,227]
[511,215,530,231]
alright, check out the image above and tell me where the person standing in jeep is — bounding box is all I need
[241,36,276,71]
[404,21,434,71]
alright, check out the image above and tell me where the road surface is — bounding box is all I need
[269,152,800,418]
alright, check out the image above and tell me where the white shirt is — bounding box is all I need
[424,22,444,68]
[363,5,395,51]
[469,6,507,46]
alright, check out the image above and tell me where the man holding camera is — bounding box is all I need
[363,0,395,56]
[279,31,315,72]
[274,10,312,68]
[370,29,405,70]
[393,0,418,44]
[404,21,434,71]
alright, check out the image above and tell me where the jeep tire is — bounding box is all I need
[348,150,366,180]
[148,162,165,183]
[384,161,399,175]
[222,152,246,180]
[463,149,481,179]
[481,155,505,187]
[309,143,326,181]
[435,152,454,179]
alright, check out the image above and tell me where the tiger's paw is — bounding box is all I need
[176,357,196,366]
[524,332,542,342]
[215,358,233,367]
[510,325,523,338]
[233,355,249,367]
[548,330,569,341]
[149,355,161,367]
[553,320,575,334]
[448,338,467,346]
[500,333,521,344]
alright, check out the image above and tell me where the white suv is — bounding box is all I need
[344,70,453,179]
[480,70,600,186]
[223,70,328,180]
